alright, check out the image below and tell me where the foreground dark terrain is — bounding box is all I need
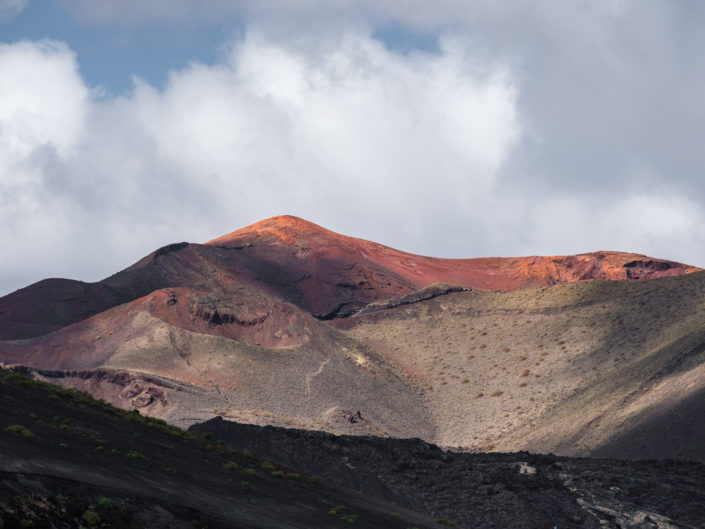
[3,367,704,528]
[0,368,436,529]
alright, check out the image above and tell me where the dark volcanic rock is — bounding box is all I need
[191,417,705,529]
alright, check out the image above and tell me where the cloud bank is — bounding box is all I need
[0,33,520,293]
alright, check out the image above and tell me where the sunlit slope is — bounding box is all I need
[0,286,433,438]
[335,271,705,459]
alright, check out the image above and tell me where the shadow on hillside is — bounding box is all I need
[591,384,705,463]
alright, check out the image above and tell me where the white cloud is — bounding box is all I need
[501,193,705,266]
[0,34,519,294]
[0,0,27,20]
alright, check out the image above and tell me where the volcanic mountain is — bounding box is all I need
[1,215,704,460]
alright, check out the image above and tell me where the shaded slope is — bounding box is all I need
[591,384,705,462]
[0,278,128,340]
[0,368,438,529]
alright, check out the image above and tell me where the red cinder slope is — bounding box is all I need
[206,215,700,317]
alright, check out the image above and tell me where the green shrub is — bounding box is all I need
[270,470,284,478]
[126,450,144,459]
[328,506,345,516]
[309,475,321,485]
[261,461,276,471]
[27,413,37,421]
[4,425,34,438]
[82,509,101,526]
[223,461,239,471]
[98,497,113,510]
[342,514,358,524]
[241,480,250,491]
[435,519,456,526]
[244,468,256,476]
[16,377,33,388]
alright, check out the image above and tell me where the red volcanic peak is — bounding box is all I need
[206,215,700,311]
[0,215,699,341]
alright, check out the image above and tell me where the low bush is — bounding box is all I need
[81,510,101,526]
[223,461,239,471]
[4,425,34,438]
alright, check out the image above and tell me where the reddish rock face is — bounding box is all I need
[0,215,699,341]
[205,215,700,317]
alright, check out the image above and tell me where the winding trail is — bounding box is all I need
[306,357,330,396]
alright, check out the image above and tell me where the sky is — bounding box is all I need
[1,0,705,295]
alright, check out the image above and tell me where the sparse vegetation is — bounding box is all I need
[81,510,101,526]
[4,425,34,438]
[223,461,239,471]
